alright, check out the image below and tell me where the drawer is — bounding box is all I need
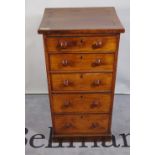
[54,114,110,134]
[52,94,112,113]
[51,73,113,91]
[49,53,114,72]
[45,36,117,52]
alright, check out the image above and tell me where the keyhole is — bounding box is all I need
[80,39,84,44]
[80,55,83,59]
[80,74,83,78]
[80,95,83,99]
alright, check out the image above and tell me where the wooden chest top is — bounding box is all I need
[38,7,125,34]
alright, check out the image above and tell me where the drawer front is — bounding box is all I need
[46,36,117,52]
[51,73,113,91]
[49,53,114,72]
[54,114,110,134]
[52,94,112,113]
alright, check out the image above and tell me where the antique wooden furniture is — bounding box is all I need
[38,7,125,141]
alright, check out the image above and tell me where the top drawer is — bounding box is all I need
[45,36,118,53]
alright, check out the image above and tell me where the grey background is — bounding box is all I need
[25,0,130,94]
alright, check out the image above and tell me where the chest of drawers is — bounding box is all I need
[38,7,125,141]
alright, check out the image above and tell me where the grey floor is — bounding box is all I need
[25,94,130,155]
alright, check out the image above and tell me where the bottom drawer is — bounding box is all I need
[54,114,110,134]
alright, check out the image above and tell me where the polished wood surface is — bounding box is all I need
[54,114,110,134]
[52,94,112,113]
[49,53,114,72]
[45,36,117,52]
[51,73,113,91]
[38,7,125,141]
[38,7,125,34]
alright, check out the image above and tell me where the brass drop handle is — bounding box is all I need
[92,41,103,49]
[63,101,71,108]
[90,101,100,108]
[62,59,69,66]
[64,123,72,129]
[58,41,68,49]
[90,122,99,129]
[93,80,101,86]
[63,80,70,86]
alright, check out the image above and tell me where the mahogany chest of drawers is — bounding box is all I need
[38,7,125,141]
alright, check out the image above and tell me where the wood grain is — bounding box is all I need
[52,93,112,113]
[38,7,125,34]
[54,114,110,134]
[49,53,114,72]
[45,36,117,52]
[38,7,125,141]
[51,73,113,91]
